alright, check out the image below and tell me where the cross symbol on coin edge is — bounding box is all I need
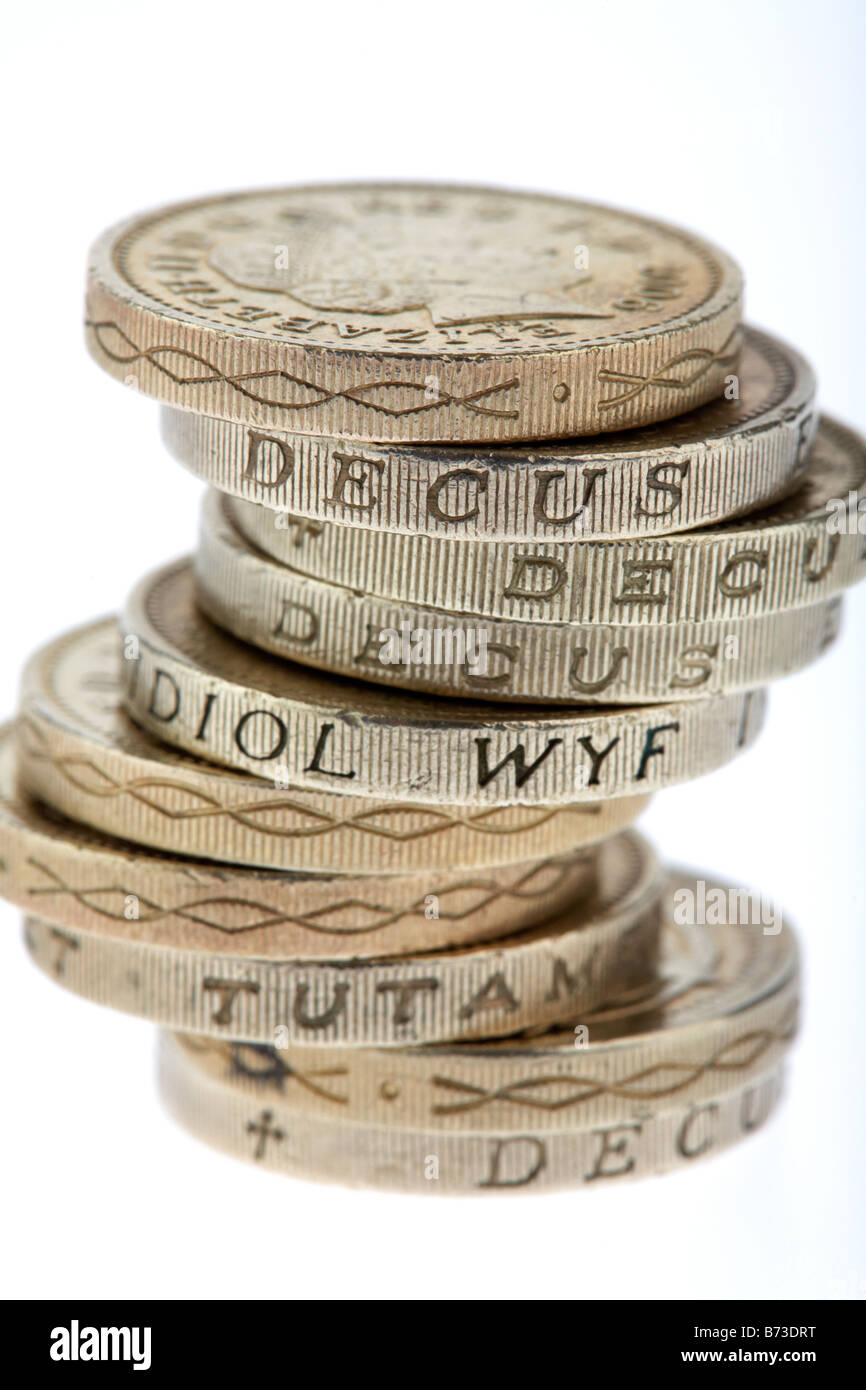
[246,1109,286,1160]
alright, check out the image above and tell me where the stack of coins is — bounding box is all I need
[4,183,862,1193]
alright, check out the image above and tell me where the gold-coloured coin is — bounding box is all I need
[225,416,866,625]
[18,621,646,872]
[159,1034,787,1192]
[86,183,742,442]
[122,560,767,803]
[0,725,604,958]
[21,828,665,1046]
[197,490,843,703]
[157,890,798,1130]
[161,326,814,539]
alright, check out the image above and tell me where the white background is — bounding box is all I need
[1,0,864,1301]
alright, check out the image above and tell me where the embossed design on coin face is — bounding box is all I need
[86,184,742,441]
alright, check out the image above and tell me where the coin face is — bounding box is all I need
[86,183,743,441]
[161,325,816,539]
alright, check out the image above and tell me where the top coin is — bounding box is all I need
[85,183,743,443]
